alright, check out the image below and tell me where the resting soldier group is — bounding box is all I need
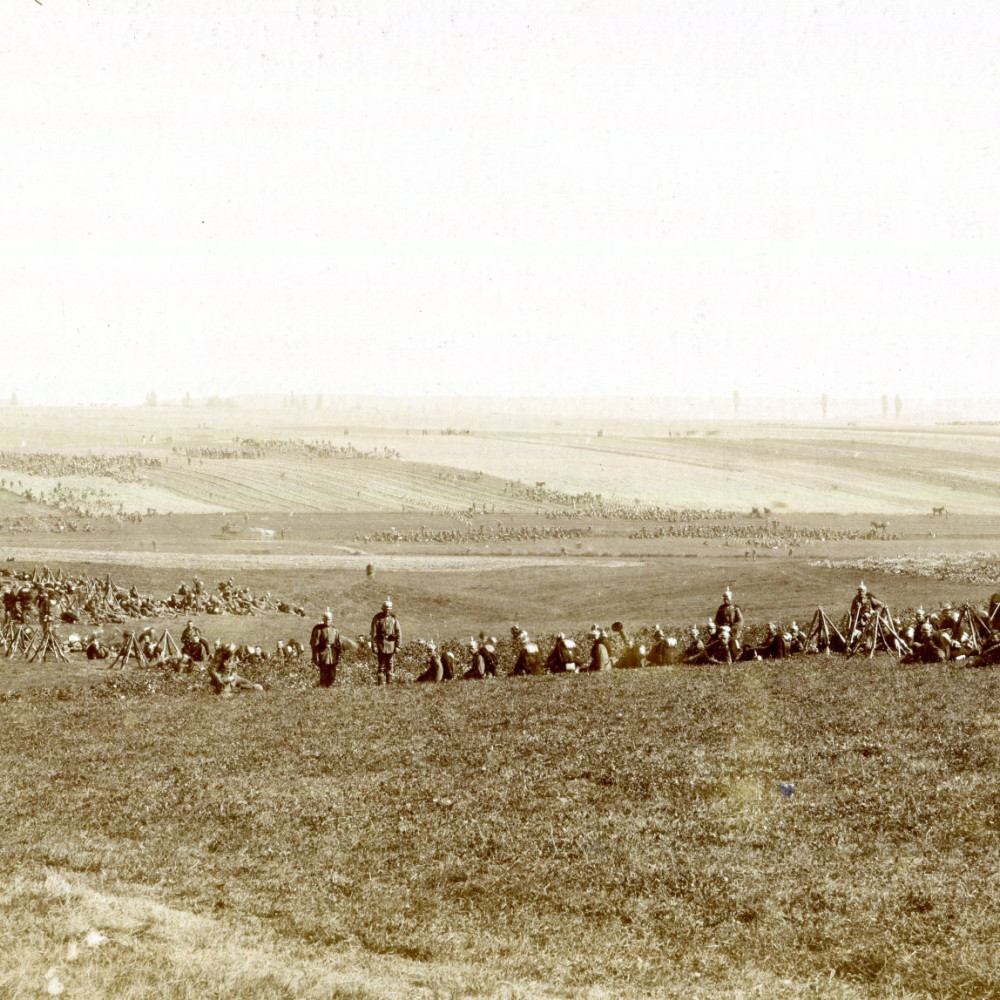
[19,568,1000,686]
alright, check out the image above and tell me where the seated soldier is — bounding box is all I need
[936,607,961,642]
[85,633,109,660]
[905,622,952,664]
[969,629,1000,667]
[462,638,487,680]
[440,647,456,680]
[416,641,448,682]
[139,626,159,663]
[478,634,499,677]
[646,626,676,666]
[743,622,789,660]
[849,583,883,628]
[707,624,735,664]
[683,626,709,664]
[545,633,580,673]
[614,636,647,669]
[512,631,546,675]
[209,644,263,696]
[788,621,807,654]
[586,626,611,672]
[181,620,212,661]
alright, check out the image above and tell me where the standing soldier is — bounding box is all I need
[714,588,744,660]
[310,609,342,687]
[370,599,402,684]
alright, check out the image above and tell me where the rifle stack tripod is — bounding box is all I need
[0,618,69,663]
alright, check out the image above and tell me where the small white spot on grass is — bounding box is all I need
[84,929,107,948]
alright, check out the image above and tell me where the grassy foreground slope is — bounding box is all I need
[3,662,1000,999]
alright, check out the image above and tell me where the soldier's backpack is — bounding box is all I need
[481,644,498,675]
[374,614,399,653]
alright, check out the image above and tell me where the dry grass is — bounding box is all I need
[4,661,1000,997]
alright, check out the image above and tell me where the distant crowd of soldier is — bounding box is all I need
[0,569,305,629]
[628,522,896,546]
[356,523,594,546]
[173,438,400,461]
[0,451,161,482]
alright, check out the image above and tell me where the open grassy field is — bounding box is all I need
[4,658,1000,999]
[2,404,1000,997]
[1,404,1000,515]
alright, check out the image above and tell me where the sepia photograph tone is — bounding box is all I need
[3,2,1000,997]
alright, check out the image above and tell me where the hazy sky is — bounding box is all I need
[4,2,999,405]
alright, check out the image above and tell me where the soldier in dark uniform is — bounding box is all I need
[512,631,546,675]
[208,644,263,696]
[849,583,883,627]
[586,626,611,672]
[904,622,952,663]
[545,633,580,673]
[646,626,675,666]
[86,632,109,660]
[708,624,735,663]
[714,589,744,654]
[683,626,707,664]
[744,622,789,660]
[462,638,487,680]
[417,641,448,682]
[370,599,401,684]
[181,620,212,662]
[478,634,499,677]
[310,609,342,687]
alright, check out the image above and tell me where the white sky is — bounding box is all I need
[3,1,999,405]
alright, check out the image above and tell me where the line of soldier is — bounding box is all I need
[307,585,1000,687]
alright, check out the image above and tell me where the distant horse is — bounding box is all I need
[932,506,948,517]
